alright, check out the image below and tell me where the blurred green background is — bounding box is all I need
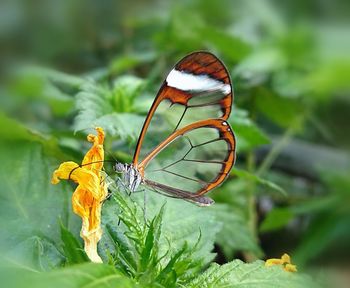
[0,0,350,286]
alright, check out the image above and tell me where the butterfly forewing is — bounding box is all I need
[133,52,233,165]
[132,52,235,203]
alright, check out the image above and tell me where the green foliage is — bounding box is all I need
[260,208,294,232]
[212,203,262,258]
[0,141,70,272]
[0,262,137,288]
[1,0,349,286]
[187,260,319,288]
[99,190,219,287]
[74,78,146,140]
[254,87,304,130]
[230,108,270,152]
[232,168,286,196]
[60,223,89,264]
[107,193,198,286]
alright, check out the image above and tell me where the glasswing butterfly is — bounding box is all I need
[114,51,236,206]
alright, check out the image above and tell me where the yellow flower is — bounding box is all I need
[51,127,108,263]
[265,253,297,272]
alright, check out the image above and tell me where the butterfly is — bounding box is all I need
[114,51,236,206]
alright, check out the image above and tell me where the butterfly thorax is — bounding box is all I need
[114,162,142,192]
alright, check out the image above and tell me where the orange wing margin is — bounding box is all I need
[138,119,236,197]
[132,51,233,166]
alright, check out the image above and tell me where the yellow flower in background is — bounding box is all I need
[51,127,108,263]
[265,253,297,272]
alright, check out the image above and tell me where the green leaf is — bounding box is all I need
[0,127,80,271]
[92,112,145,141]
[5,66,80,118]
[140,205,164,272]
[100,190,220,286]
[260,208,294,232]
[254,87,304,129]
[0,113,65,159]
[73,80,145,140]
[229,108,270,152]
[187,260,320,288]
[0,141,80,271]
[234,48,286,82]
[232,168,286,196]
[1,262,136,288]
[60,223,89,264]
[109,52,156,74]
[19,66,84,88]
[198,26,251,61]
[103,223,138,276]
[155,243,187,284]
[303,60,350,98]
[212,204,262,258]
[111,75,146,112]
[293,213,350,267]
[292,172,350,266]
[106,191,220,266]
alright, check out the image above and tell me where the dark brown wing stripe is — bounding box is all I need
[175,51,230,84]
[145,179,215,206]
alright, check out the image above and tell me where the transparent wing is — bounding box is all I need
[139,119,236,202]
[132,52,233,165]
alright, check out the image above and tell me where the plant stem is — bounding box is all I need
[247,150,258,247]
[256,116,303,177]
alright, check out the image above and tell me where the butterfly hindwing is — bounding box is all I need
[139,119,236,200]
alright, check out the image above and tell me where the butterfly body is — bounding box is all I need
[115,162,142,192]
[114,52,236,206]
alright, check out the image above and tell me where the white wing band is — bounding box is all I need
[166,69,231,95]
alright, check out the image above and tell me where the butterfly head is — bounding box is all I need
[114,162,127,173]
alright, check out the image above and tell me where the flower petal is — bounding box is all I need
[281,253,291,264]
[51,127,107,263]
[51,161,80,184]
[265,253,297,272]
[82,127,105,172]
[265,258,283,267]
[285,264,297,272]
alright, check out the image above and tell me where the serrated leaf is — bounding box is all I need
[188,260,320,288]
[73,79,145,140]
[140,205,164,272]
[111,75,146,112]
[100,190,220,286]
[103,191,220,264]
[92,112,145,141]
[155,243,189,287]
[212,204,262,259]
[102,224,137,276]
